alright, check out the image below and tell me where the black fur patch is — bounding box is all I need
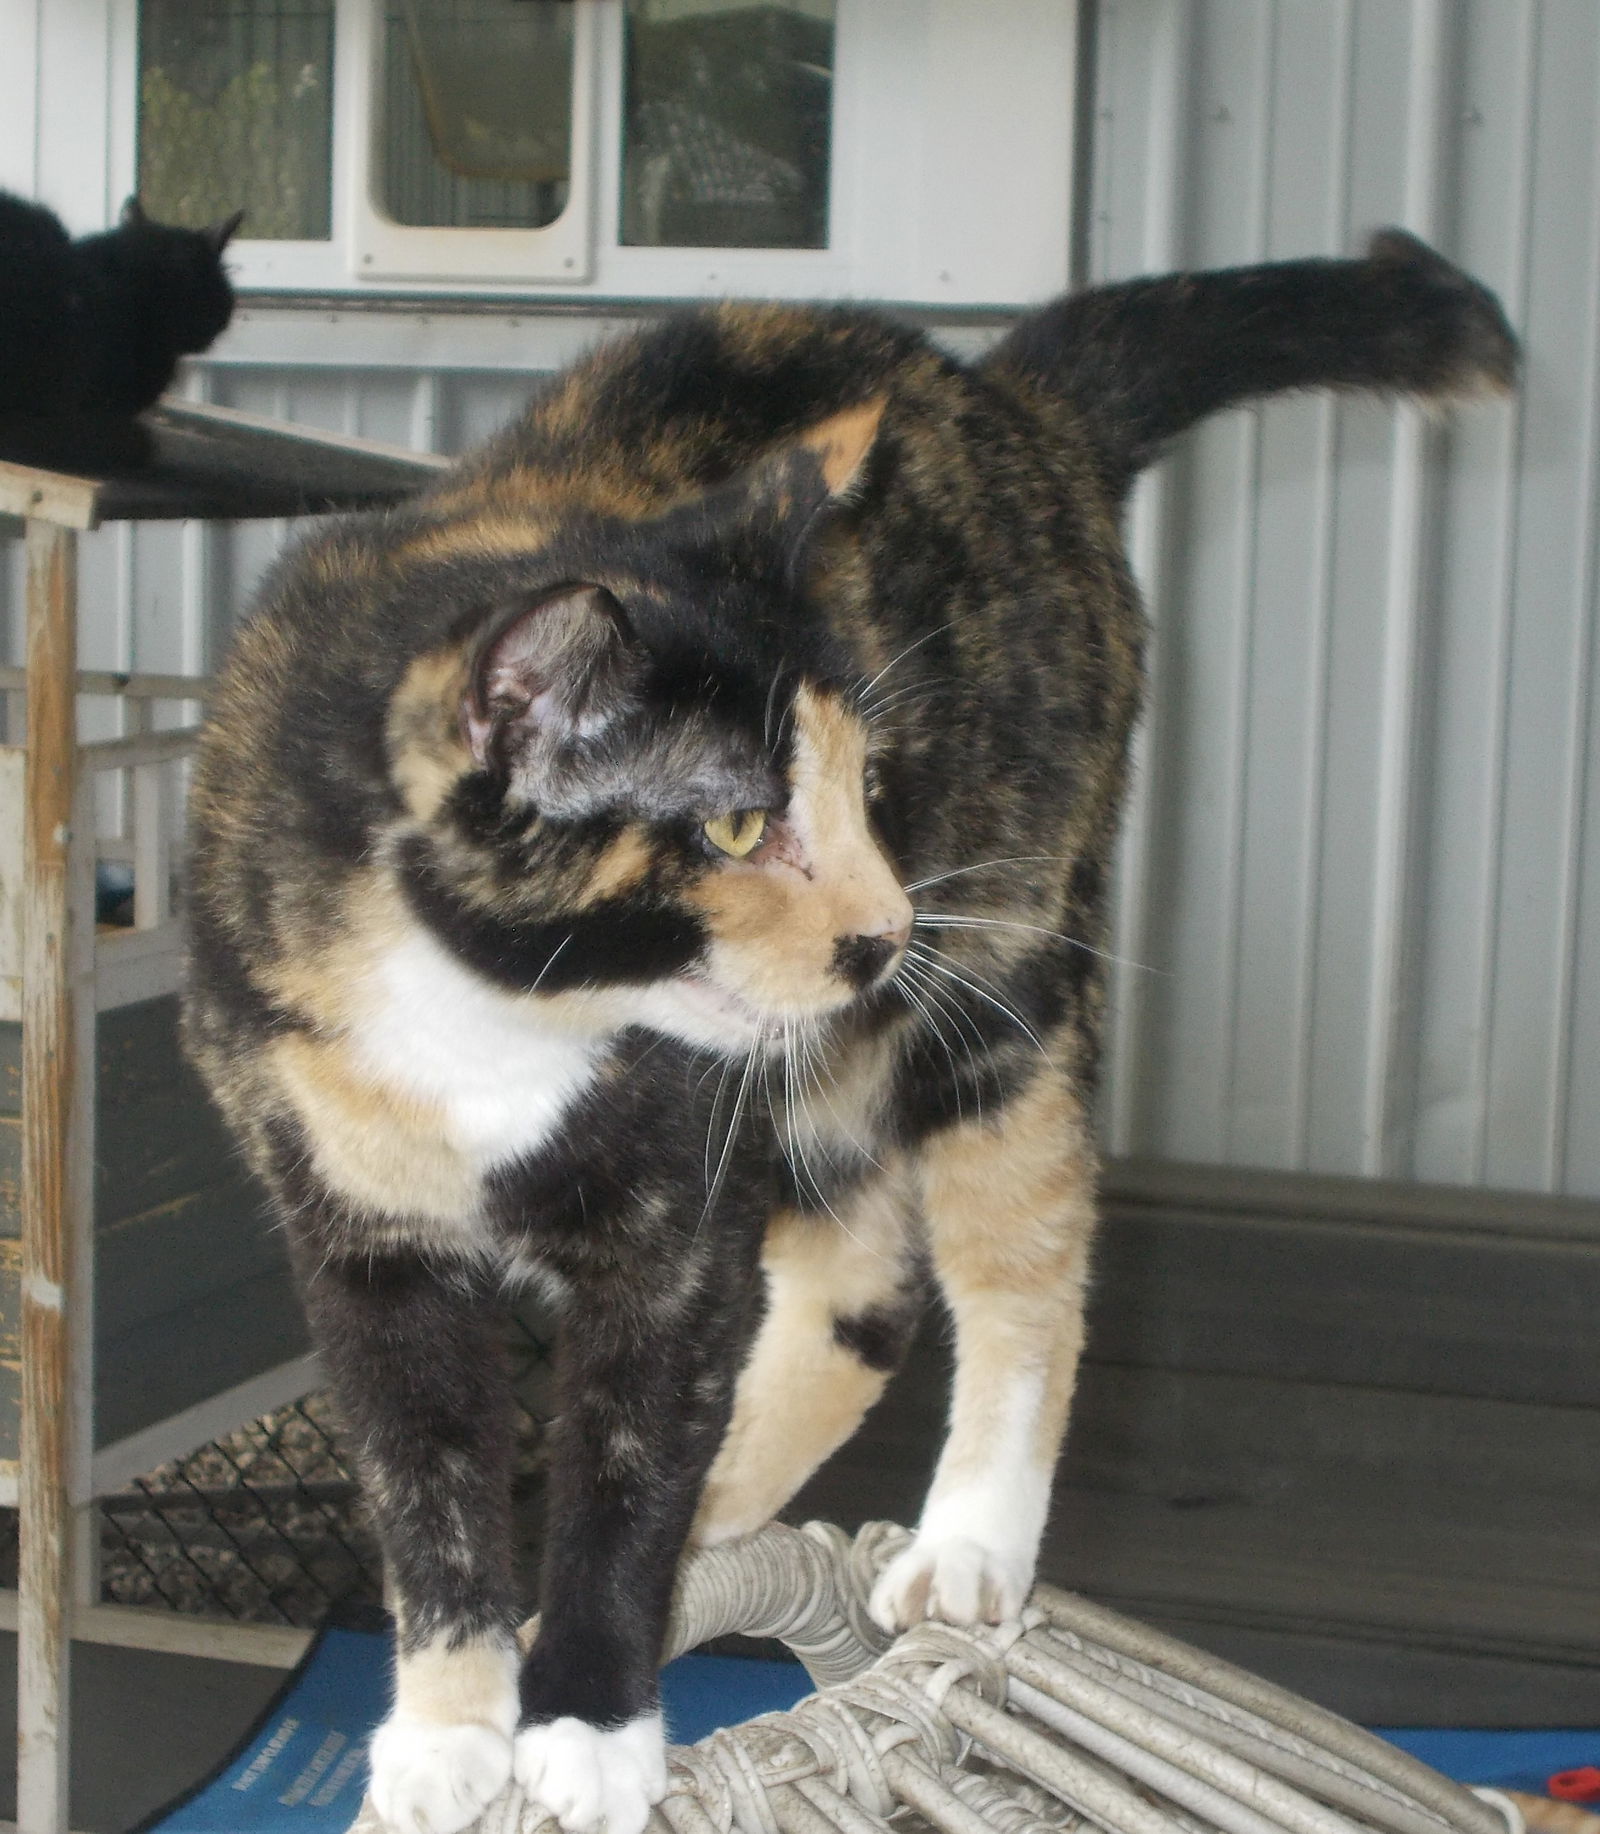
[833,1301,918,1373]
[398,834,707,992]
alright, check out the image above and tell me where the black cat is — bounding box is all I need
[0,192,242,473]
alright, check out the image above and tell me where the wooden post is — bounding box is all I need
[19,517,79,1834]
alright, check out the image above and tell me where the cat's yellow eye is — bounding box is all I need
[704,809,769,859]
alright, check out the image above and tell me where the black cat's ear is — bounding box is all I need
[119,195,148,228]
[463,584,642,770]
[207,208,246,253]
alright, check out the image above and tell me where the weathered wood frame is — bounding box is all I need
[18,514,87,1834]
[1,417,449,1834]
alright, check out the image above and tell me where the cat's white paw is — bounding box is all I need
[869,1532,1034,1632]
[368,1710,514,1834]
[513,1711,667,1834]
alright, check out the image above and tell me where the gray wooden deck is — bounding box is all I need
[6,1162,1597,1829]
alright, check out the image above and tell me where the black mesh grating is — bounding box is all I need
[0,1308,553,1630]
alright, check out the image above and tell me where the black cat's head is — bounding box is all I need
[385,402,913,1052]
[90,195,244,354]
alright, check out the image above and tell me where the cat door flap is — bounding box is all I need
[348,0,597,283]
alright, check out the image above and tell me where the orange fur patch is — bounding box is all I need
[585,827,657,901]
[686,686,909,1017]
[801,398,886,497]
[918,1067,1097,1475]
[695,1169,914,1542]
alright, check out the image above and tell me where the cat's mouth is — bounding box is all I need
[677,975,770,1032]
[668,969,881,1053]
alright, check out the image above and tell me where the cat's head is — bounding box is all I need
[385,402,913,1053]
[84,196,243,354]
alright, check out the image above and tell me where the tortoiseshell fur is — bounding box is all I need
[184,232,1514,1834]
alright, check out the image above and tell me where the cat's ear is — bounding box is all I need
[729,398,886,559]
[463,584,643,771]
[119,195,147,229]
[206,208,246,253]
[792,397,886,502]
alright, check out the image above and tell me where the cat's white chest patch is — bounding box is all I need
[353,928,604,1174]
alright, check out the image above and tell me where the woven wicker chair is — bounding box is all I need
[351,1520,1522,1834]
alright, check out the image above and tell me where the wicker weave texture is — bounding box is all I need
[351,1521,1511,1834]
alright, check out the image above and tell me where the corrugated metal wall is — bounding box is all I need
[1093,0,1600,1200]
[3,0,1595,1204]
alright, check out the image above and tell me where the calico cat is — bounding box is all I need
[184,230,1514,1834]
[0,191,242,472]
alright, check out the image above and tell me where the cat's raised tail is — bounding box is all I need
[985,228,1517,493]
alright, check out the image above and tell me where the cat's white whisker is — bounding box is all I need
[913,910,1162,976]
[856,619,956,704]
[902,856,1061,894]
[761,667,786,748]
[907,941,1049,1058]
[699,1039,761,1233]
[897,952,986,1119]
[860,677,957,723]
[529,932,573,993]
[894,964,970,1123]
[702,1052,740,1192]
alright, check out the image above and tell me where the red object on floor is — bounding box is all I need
[1548,1767,1600,1803]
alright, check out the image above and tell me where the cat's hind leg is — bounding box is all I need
[870,1063,1096,1631]
[692,1162,921,1546]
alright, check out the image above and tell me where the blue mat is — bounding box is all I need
[1370,1728,1599,1795]
[136,1622,1597,1833]
[136,1626,814,1833]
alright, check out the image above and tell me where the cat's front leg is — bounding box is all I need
[872,1063,1097,1632]
[513,1253,760,1834]
[297,1240,521,1834]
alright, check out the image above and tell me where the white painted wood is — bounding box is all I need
[0,0,41,195]
[0,668,214,702]
[344,0,599,285]
[87,1353,322,1502]
[32,0,115,233]
[49,0,1078,305]
[151,395,455,469]
[0,1592,311,1669]
[78,727,200,772]
[130,762,168,930]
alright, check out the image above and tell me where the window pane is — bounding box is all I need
[379,0,574,230]
[138,1,334,241]
[622,0,834,249]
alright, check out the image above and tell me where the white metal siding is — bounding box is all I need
[1093,0,1600,1198]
